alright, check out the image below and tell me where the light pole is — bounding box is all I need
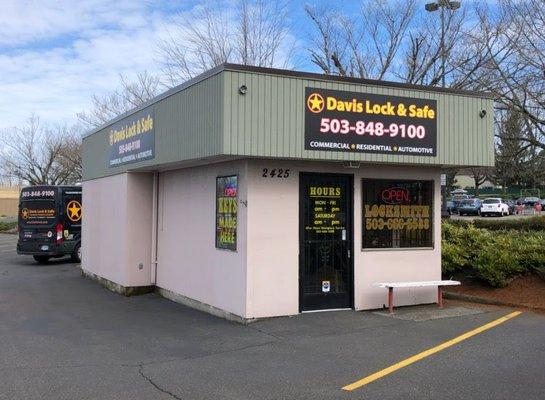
[425,0,461,88]
[425,1,460,218]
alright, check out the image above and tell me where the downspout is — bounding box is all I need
[150,171,159,285]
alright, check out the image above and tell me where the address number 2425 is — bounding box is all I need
[262,168,290,178]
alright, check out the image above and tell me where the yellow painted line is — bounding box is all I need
[342,311,522,391]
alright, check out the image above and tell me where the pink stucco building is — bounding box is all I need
[81,64,494,322]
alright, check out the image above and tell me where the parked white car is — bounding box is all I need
[480,198,509,217]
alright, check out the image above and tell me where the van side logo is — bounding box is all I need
[66,201,82,222]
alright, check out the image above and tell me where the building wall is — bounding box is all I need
[82,173,154,287]
[456,174,497,189]
[83,159,440,319]
[245,159,441,318]
[0,199,18,217]
[0,185,21,217]
[155,160,248,318]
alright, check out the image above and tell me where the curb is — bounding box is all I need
[444,291,545,312]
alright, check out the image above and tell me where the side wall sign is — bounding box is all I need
[305,87,437,156]
[108,109,155,167]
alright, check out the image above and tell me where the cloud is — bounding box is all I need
[0,0,176,129]
[0,0,301,130]
[0,0,151,47]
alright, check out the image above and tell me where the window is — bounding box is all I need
[215,176,238,250]
[362,179,433,249]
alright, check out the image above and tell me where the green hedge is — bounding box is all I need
[442,221,545,287]
[448,215,545,232]
[0,221,17,232]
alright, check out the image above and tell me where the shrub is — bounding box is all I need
[448,215,545,232]
[0,221,17,232]
[472,235,523,287]
[441,220,545,287]
[441,222,489,274]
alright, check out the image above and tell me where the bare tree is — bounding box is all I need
[306,1,417,80]
[473,0,545,148]
[77,71,160,129]
[157,0,294,86]
[0,115,82,185]
[306,1,494,90]
[469,167,489,196]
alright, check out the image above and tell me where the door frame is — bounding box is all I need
[298,172,354,312]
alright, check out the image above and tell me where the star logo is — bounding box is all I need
[66,200,82,222]
[307,93,324,113]
[21,208,29,220]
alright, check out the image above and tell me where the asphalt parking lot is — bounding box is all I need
[1,233,544,400]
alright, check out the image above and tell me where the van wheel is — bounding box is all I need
[33,255,50,264]
[71,243,81,263]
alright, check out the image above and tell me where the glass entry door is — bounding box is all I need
[299,173,353,311]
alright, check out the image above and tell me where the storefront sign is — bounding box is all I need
[305,88,437,156]
[216,176,238,250]
[108,109,155,167]
[362,179,433,248]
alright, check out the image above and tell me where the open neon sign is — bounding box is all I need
[381,187,410,204]
[224,187,237,197]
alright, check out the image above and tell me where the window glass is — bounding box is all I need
[216,176,238,250]
[362,179,433,249]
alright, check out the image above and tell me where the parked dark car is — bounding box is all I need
[523,197,540,206]
[446,200,455,215]
[505,200,516,215]
[458,199,482,216]
[449,194,470,214]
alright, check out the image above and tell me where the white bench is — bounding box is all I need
[373,280,461,314]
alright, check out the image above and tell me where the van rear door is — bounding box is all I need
[18,188,59,252]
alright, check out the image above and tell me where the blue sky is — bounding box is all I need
[0,0,478,130]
